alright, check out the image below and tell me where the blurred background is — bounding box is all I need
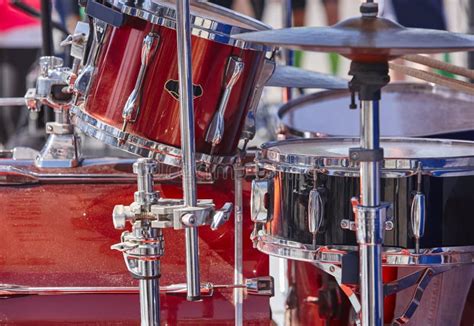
[1,0,473,152]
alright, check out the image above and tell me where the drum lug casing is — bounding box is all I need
[241,58,275,142]
[251,178,274,223]
[308,188,325,234]
[205,56,245,146]
[411,192,426,241]
[122,33,161,126]
[74,19,108,96]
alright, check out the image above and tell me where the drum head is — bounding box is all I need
[109,0,269,33]
[258,137,474,176]
[279,83,474,138]
[155,0,269,31]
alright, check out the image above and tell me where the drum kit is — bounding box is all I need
[1,0,474,325]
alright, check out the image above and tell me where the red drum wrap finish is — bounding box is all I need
[288,261,351,325]
[82,15,266,156]
[287,261,396,325]
[0,159,270,325]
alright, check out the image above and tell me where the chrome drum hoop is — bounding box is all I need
[106,0,272,51]
[71,106,237,168]
[256,233,474,267]
[256,137,474,177]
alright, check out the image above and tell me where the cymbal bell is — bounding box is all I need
[234,15,474,62]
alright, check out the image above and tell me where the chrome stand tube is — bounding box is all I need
[358,100,383,326]
[234,162,244,326]
[176,0,201,301]
[281,0,294,102]
[112,159,163,326]
[139,261,160,325]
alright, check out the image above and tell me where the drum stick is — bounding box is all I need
[403,54,474,80]
[389,63,474,95]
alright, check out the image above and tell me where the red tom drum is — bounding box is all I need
[72,0,272,168]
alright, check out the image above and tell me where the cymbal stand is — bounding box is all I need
[346,58,390,326]
[112,158,233,325]
[281,0,294,102]
[176,0,202,301]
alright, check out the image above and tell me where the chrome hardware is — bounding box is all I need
[71,105,237,169]
[410,193,426,238]
[308,188,324,234]
[0,97,28,107]
[121,33,160,132]
[25,89,40,112]
[112,205,134,230]
[211,202,233,230]
[257,233,474,266]
[74,19,108,96]
[251,178,273,223]
[245,276,274,296]
[33,56,74,110]
[112,158,163,326]
[26,56,82,168]
[241,58,275,142]
[411,166,426,253]
[340,219,357,231]
[35,133,81,168]
[60,22,90,93]
[354,203,392,245]
[205,56,244,146]
[411,193,426,252]
[341,201,393,233]
[60,21,89,60]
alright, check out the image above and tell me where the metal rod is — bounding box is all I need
[359,100,383,326]
[40,0,53,56]
[0,97,25,107]
[281,0,294,102]
[176,0,201,301]
[139,277,160,326]
[234,162,244,326]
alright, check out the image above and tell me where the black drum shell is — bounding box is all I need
[264,171,474,249]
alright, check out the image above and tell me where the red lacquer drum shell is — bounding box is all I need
[72,0,271,167]
[0,158,270,324]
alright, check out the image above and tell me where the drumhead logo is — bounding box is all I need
[165,80,203,101]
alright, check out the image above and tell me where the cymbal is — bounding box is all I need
[234,16,474,62]
[266,65,347,89]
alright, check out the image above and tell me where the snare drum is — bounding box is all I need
[278,83,474,140]
[252,137,474,266]
[72,0,272,167]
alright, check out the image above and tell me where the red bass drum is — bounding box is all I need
[72,0,272,168]
[0,158,270,325]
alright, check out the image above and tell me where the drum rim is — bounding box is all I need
[71,105,237,168]
[256,233,474,267]
[277,82,474,138]
[256,137,474,176]
[107,0,272,51]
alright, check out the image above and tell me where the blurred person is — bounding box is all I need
[209,0,265,20]
[0,0,41,146]
[55,0,81,33]
[292,0,340,74]
[382,0,453,79]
